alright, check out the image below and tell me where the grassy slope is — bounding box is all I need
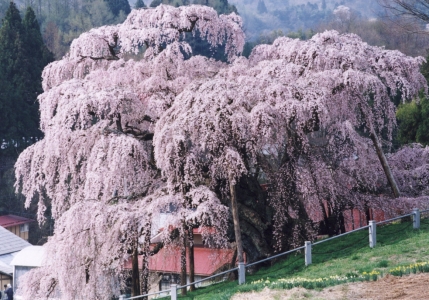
[175,216,429,299]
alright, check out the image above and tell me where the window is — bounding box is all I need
[159,273,180,291]
[20,223,29,233]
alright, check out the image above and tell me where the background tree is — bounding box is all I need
[257,0,267,14]
[380,0,429,23]
[0,3,53,156]
[105,0,131,16]
[134,0,146,8]
[150,0,238,15]
[0,3,53,240]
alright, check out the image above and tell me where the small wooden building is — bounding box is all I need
[0,215,34,241]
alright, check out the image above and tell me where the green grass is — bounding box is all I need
[168,217,429,300]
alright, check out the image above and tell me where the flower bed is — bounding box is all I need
[389,262,429,277]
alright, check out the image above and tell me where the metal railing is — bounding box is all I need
[124,207,427,300]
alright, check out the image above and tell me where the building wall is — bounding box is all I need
[0,273,11,292]
[7,225,29,241]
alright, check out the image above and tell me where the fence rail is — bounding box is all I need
[124,208,426,300]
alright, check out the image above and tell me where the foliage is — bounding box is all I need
[193,0,238,14]
[396,100,424,145]
[0,3,53,157]
[105,0,131,16]
[14,3,429,299]
[316,5,429,57]
[20,0,130,58]
[15,5,244,299]
[389,261,429,276]
[242,28,315,58]
[256,0,267,14]
[0,0,9,20]
[396,54,429,146]
[134,0,147,8]
[150,0,237,15]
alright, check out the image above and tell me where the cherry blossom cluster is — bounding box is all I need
[14,4,429,299]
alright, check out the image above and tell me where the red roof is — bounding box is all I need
[124,246,235,276]
[0,215,34,228]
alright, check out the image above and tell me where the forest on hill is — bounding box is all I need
[0,0,425,58]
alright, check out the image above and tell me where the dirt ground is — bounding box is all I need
[231,273,429,300]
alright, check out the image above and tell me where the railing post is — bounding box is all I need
[238,262,246,285]
[170,284,177,300]
[369,220,376,248]
[305,241,312,266]
[413,208,420,229]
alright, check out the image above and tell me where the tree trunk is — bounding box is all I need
[358,103,400,198]
[229,174,244,263]
[188,228,195,291]
[368,126,400,198]
[180,230,187,296]
[131,245,140,297]
[140,229,151,298]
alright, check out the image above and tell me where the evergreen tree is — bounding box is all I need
[193,0,237,14]
[0,2,31,155]
[0,0,8,20]
[0,3,53,156]
[105,0,131,16]
[150,0,237,14]
[257,0,267,14]
[151,0,189,8]
[23,7,54,105]
[149,0,162,7]
[134,0,146,8]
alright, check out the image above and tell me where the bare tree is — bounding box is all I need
[379,0,429,38]
[380,0,429,22]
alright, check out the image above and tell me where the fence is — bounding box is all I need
[123,207,429,300]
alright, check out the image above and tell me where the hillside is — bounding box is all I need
[175,216,429,299]
[228,0,383,39]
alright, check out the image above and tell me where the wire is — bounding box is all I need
[250,253,304,278]
[377,221,413,238]
[312,232,368,255]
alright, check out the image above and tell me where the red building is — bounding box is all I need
[124,228,237,292]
